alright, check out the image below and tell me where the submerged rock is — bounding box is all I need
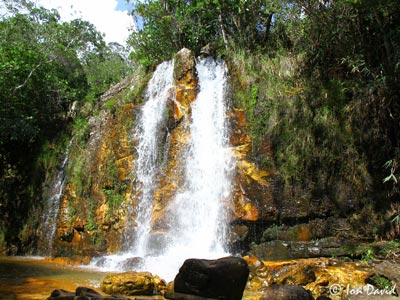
[101,272,166,296]
[169,256,249,300]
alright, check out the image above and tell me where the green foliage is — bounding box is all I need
[228,48,373,217]
[102,153,127,213]
[361,248,376,262]
[104,99,117,111]
[0,6,105,147]
[127,0,296,66]
[368,274,392,291]
[383,158,399,194]
[72,117,90,148]
[86,201,97,231]
[66,195,77,224]
[83,42,133,96]
[103,187,125,212]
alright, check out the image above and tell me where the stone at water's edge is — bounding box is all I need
[47,287,131,300]
[101,271,167,296]
[261,285,313,300]
[167,256,249,300]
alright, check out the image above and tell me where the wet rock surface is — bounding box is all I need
[170,256,249,300]
[243,255,400,300]
[47,287,131,300]
[2,256,400,300]
[248,239,400,261]
[101,272,167,296]
[261,284,313,300]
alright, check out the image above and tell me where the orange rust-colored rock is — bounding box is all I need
[52,84,135,257]
[297,224,312,242]
[243,256,374,300]
[101,271,167,296]
[150,48,198,236]
[49,49,278,259]
[228,108,276,223]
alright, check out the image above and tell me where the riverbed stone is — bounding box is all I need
[368,261,400,295]
[48,289,75,299]
[261,284,313,300]
[101,272,166,296]
[171,256,249,300]
[47,287,131,300]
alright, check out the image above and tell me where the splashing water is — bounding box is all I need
[142,57,233,281]
[124,60,175,254]
[91,57,233,282]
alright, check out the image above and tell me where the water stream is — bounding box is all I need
[124,60,175,254]
[92,57,233,281]
[39,139,73,256]
[163,56,232,259]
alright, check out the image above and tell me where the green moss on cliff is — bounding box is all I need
[226,49,392,238]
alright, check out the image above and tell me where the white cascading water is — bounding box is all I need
[125,59,175,254]
[91,57,233,282]
[90,60,175,271]
[142,57,233,280]
[170,57,232,253]
[40,138,72,256]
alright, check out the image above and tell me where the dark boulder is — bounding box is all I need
[76,287,103,297]
[47,287,131,300]
[48,289,75,299]
[169,256,249,300]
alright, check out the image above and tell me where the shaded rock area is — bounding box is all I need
[261,285,313,300]
[167,256,249,300]
[368,261,400,295]
[51,76,138,257]
[48,287,131,300]
[248,239,400,261]
[101,272,167,296]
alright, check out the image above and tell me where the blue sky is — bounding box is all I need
[116,0,133,12]
[35,0,135,45]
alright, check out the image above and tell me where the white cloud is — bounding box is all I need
[35,0,134,45]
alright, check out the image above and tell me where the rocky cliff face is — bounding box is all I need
[38,48,276,258]
[52,77,137,257]
[23,48,374,260]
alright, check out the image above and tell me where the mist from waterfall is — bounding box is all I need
[124,60,175,254]
[169,57,232,253]
[91,57,233,282]
[143,57,233,280]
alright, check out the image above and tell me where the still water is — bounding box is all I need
[0,256,104,300]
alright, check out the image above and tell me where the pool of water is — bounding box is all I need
[0,256,105,300]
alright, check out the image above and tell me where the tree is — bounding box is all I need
[127,0,300,67]
[0,0,133,251]
[83,42,133,97]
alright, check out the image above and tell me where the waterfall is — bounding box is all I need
[168,56,231,255]
[142,57,233,281]
[91,56,233,282]
[125,60,174,254]
[40,139,72,256]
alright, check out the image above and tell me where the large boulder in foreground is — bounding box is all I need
[166,256,249,300]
